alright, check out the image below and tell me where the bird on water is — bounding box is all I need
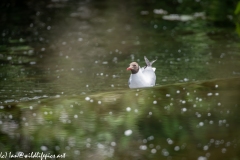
[127,56,157,88]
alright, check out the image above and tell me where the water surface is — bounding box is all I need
[0,0,240,159]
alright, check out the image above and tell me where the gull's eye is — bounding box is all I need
[133,64,136,67]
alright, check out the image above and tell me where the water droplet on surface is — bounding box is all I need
[86,143,91,148]
[143,139,147,143]
[140,10,149,15]
[207,93,213,96]
[198,156,207,160]
[111,142,116,146]
[197,113,201,117]
[174,146,180,151]
[126,107,131,112]
[74,150,80,155]
[153,9,168,14]
[226,142,231,147]
[154,145,160,150]
[210,139,214,143]
[166,94,170,97]
[151,149,157,153]
[124,129,132,136]
[41,146,48,151]
[65,146,70,150]
[85,97,90,101]
[203,145,209,150]
[139,145,147,150]
[182,108,187,112]
[55,146,60,151]
[162,149,169,156]
[167,138,173,144]
[222,148,227,153]
[97,143,104,149]
[102,61,108,64]
[184,78,188,82]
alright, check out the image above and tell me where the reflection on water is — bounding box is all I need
[1,78,240,159]
[1,0,240,159]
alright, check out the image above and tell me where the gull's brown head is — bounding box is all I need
[127,62,139,74]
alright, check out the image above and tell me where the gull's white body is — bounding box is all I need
[128,66,156,88]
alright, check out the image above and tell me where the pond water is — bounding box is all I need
[0,0,240,159]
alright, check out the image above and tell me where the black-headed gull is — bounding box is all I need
[127,56,157,88]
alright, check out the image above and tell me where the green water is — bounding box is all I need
[0,0,240,159]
